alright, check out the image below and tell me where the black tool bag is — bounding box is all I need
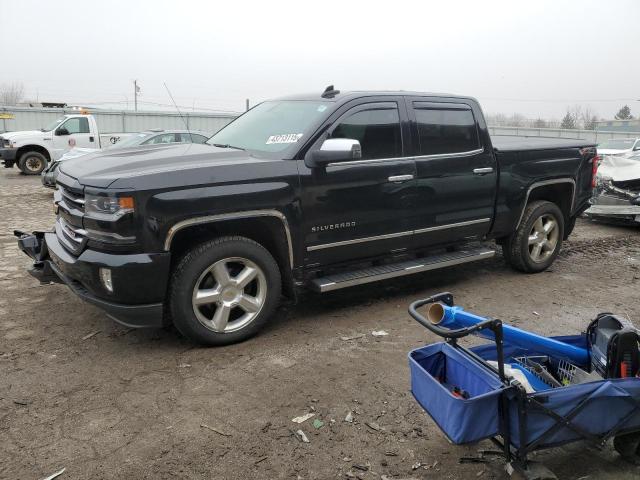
[587,313,640,379]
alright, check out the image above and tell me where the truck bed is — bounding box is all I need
[491,135,596,152]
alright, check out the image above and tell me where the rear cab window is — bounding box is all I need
[412,102,481,156]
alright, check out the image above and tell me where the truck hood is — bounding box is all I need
[597,155,640,183]
[0,130,47,141]
[59,147,100,161]
[59,143,276,189]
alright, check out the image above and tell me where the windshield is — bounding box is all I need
[207,100,332,155]
[107,132,152,149]
[42,117,65,132]
[598,139,636,149]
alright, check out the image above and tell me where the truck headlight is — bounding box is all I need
[85,193,134,219]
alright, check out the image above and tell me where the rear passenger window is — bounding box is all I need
[414,107,480,155]
[331,105,402,160]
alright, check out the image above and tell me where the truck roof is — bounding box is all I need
[275,90,478,104]
[491,135,596,152]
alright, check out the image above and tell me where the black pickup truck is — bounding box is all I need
[15,87,598,345]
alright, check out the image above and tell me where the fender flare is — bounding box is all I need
[514,178,575,230]
[163,209,294,267]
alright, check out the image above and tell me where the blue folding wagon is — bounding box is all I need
[408,293,640,480]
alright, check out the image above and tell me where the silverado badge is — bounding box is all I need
[311,221,356,233]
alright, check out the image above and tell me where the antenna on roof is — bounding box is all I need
[163,82,193,140]
[321,85,340,98]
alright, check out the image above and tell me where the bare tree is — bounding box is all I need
[486,113,509,126]
[0,82,25,106]
[577,106,598,130]
[533,118,548,128]
[508,113,527,127]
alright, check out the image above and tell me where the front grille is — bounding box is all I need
[59,217,87,243]
[55,183,86,255]
[56,218,87,255]
[59,185,85,211]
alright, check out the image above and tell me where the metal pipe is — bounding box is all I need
[426,303,589,365]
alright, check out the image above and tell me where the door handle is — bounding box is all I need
[388,174,414,183]
[473,167,494,175]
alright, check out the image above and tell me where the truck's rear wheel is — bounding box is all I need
[504,200,564,273]
[168,236,281,346]
[18,151,47,175]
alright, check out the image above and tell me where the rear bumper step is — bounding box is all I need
[310,246,495,292]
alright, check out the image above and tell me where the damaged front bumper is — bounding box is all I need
[14,230,166,328]
[585,180,640,223]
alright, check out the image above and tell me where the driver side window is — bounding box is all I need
[59,117,89,134]
[331,104,402,160]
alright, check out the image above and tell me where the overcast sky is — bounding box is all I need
[1,0,639,119]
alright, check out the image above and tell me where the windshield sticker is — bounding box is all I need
[317,105,327,112]
[266,133,303,145]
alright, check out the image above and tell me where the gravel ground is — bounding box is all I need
[1,167,640,480]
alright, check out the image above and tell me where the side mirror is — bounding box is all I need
[56,127,69,136]
[307,138,362,167]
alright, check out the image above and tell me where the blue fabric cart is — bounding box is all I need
[408,293,640,480]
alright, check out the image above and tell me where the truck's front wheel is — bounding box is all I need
[168,236,281,346]
[504,200,564,273]
[18,151,47,175]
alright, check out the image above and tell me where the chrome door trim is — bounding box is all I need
[307,218,491,252]
[413,148,484,161]
[164,209,294,266]
[327,156,414,167]
[413,217,491,235]
[307,229,414,251]
[514,179,576,229]
[326,148,485,168]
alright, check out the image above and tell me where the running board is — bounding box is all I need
[309,246,495,293]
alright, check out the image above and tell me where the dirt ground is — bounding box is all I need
[1,167,640,480]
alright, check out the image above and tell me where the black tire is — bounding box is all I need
[168,236,281,346]
[18,151,48,175]
[504,200,564,273]
[614,433,640,465]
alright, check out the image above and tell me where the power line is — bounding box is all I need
[480,97,640,103]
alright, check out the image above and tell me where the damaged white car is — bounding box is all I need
[587,151,640,224]
[596,138,640,156]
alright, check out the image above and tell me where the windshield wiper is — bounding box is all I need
[212,143,245,151]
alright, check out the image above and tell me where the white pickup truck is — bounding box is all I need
[0,113,128,174]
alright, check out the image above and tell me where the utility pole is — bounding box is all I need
[134,80,140,111]
[246,98,250,111]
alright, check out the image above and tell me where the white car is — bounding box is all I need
[596,138,640,156]
[586,150,640,223]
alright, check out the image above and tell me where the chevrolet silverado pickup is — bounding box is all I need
[15,87,598,345]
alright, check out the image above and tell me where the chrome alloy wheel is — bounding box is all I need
[527,213,559,263]
[192,257,267,333]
